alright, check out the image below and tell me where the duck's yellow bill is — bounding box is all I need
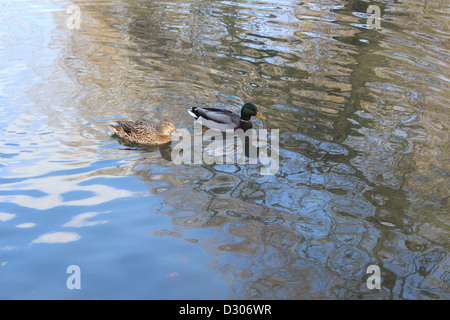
[256,112,265,121]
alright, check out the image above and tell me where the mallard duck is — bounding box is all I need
[187,102,264,132]
[110,119,179,146]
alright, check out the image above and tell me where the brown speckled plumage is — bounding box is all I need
[110,119,178,146]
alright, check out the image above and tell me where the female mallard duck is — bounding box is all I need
[188,102,264,132]
[110,119,179,146]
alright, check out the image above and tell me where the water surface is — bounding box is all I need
[0,0,449,299]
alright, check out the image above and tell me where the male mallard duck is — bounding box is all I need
[187,102,264,132]
[110,119,179,146]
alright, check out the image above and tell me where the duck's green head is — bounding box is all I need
[241,103,265,121]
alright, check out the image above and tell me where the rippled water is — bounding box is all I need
[1,0,449,299]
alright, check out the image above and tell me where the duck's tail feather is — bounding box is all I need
[109,121,134,135]
[188,107,200,119]
[109,123,119,133]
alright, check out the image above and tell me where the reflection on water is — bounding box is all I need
[32,231,81,244]
[0,0,449,299]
